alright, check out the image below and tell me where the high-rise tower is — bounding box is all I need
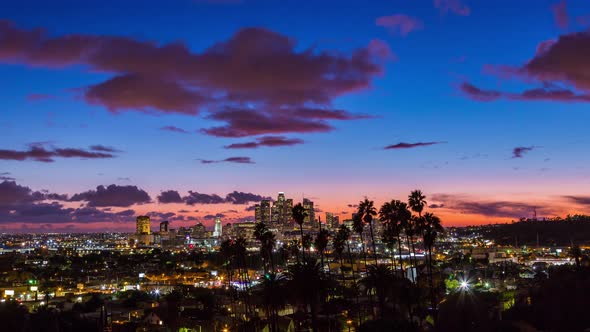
[136,216,151,235]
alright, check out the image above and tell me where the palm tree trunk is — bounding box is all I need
[299,224,305,261]
[397,235,405,276]
[368,221,378,265]
[359,232,368,272]
[428,246,436,311]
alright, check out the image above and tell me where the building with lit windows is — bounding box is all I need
[136,216,151,235]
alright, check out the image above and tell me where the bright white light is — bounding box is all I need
[460,281,469,289]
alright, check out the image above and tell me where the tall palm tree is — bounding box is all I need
[380,200,411,276]
[292,203,308,260]
[357,198,378,265]
[380,221,398,272]
[257,272,287,332]
[286,258,334,332]
[314,229,330,272]
[333,226,348,285]
[352,213,368,271]
[254,222,271,272]
[422,212,443,311]
[570,245,583,270]
[360,264,395,318]
[261,231,277,273]
[408,190,427,272]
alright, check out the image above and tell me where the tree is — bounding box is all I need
[353,213,368,271]
[408,190,427,272]
[379,200,412,276]
[333,226,349,285]
[360,265,394,318]
[421,212,444,311]
[357,198,378,265]
[570,245,582,270]
[256,273,287,332]
[292,203,308,260]
[314,229,330,271]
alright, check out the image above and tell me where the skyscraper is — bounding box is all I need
[326,212,339,230]
[136,216,151,235]
[213,217,223,237]
[255,199,271,224]
[303,198,315,223]
[159,220,169,233]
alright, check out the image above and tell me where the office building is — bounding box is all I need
[136,216,151,235]
[213,217,223,237]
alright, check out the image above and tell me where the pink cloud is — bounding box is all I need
[433,0,471,16]
[375,14,423,36]
[552,0,569,29]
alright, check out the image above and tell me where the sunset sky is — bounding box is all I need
[2,0,590,232]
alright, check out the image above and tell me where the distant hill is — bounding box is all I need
[456,215,590,246]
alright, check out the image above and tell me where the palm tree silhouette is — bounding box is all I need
[408,190,427,271]
[314,229,330,272]
[353,213,368,272]
[570,245,583,270]
[256,272,287,332]
[357,198,379,265]
[292,203,308,260]
[333,225,349,285]
[422,212,443,312]
[360,264,395,318]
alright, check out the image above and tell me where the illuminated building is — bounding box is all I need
[326,212,339,230]
[213,217,223,237]
[271,192,293,225]
[255,199,271,224]
[136,216,151,235]
[159,220,169,233]
[303,198,315,223]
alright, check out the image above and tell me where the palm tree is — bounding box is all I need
[408,190,427,272]
[261,231,277,273]
[380,200,411,276]
[360,264,395,318]
[570,245,583,270]
[314,229,330,272]
[357,198,378,265]
[286,258,334,332]
[353,213,368,272]
[257,272,287,332]
[422,212,443,311]
[333,226,348,285]
[292,203,308,260]
[380,221,398,272]
[254,222,271,272]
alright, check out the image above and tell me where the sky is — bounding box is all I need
[1,0,590,232]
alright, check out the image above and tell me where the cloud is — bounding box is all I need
[431,194,550,218]
[90,145,120,153]
[460,82,590,103]
[384,141,444,149]
[183,191,225,205]
[224,135,304,149]
[26,93,54,101]
[0,180,135,224]
[0,143,118,162]
[198,156,254,164]
[225,191,270,204]
[433,0,470,16]
[70,184,151,207]
[428,203,445,209]
[0,21,386,137]
[203,213,225,220]
[562,195,590,206]
[376,14,423,36]
[0,172,14,181]
[245,205,257,211]
[512,146,535,158]
[552,0,569,29]
[157,190,184,203]
[160,125,189,134]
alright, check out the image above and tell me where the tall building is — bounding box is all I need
[255,199,271,224]
[213,217,223,237]
[159,220,169,233]
[326,212,339,230]
[303,198,315,223]
[271,192,294,225]
[136,216,151,235]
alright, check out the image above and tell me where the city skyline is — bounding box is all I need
[2,0,590,232]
